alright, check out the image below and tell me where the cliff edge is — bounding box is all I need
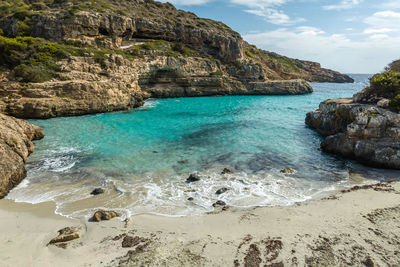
[0,114,44,198]
[306,60,400,169]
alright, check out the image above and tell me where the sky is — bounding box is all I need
[160,0,400,74]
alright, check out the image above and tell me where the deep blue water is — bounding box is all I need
[7,74,400,218]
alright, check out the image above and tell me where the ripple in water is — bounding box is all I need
[7,74,400,219]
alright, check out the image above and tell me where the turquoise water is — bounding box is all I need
[7,74,400,218]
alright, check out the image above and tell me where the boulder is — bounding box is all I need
[49,227,81,245]
[91,210,121,222]
[212,200,226,207]
[186,173,201,183]
[216,188,229,195]
[91,188,105,195]
[221,168,233,174]
[280,168,296,174]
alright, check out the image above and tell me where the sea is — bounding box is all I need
[6,74,400,219]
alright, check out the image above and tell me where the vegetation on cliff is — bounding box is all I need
[361,59,400,112]
[0,0,353,84]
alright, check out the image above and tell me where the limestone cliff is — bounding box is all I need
[306,61,400,169]
[0,114,44,198]
[0,0,351,119]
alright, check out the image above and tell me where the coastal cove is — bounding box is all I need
[6,74,400,219]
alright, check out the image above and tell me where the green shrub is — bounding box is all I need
[389,94,400,112]
[16,20,31,36]
[245,49,254,58]
[210,70,223,76]
[12,64,52,83]
[64,39,84,47]
[369,71,400,99]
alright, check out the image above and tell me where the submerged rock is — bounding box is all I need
[90,188,104,195]
[280,168,296,174]
[49,227,81,245]
[221,168,233,174]
[186,173,201,183]
[216,188,229,195]
[91,210,121,222]
[212,200,226,207]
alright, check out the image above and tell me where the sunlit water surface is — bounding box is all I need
[7,74,400,219]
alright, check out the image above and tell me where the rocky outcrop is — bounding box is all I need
[306,98,400,169]
[0,114,44,198]
[0,54,313,119]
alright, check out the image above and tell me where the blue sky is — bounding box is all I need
[160,0,400,73]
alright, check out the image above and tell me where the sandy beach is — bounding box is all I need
[1,181,399,266]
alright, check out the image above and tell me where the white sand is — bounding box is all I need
[1,182,399,266]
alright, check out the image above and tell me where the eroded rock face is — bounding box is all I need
[0,0,353,84]
[0,114,44,198]
[306,98,400,169]
[0,54,313,119]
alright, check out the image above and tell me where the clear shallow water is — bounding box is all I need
[7,74,400,219]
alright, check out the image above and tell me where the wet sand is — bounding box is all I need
[1,181,400,266]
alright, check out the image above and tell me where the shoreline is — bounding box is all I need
[1,181,399,266]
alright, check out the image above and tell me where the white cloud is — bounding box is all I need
[369,34,389,39]
[245,8,305,25]
[379,1,400,9]
[323,0,362,11]
[363,11,400,38]
[243,27,400,73]
[230,0,289,9]
[364,11,400,29]
[230,0,304,25]
[160,0,211,5]
[363,28,393,34]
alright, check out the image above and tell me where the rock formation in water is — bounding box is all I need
[306,60,400,169]
[0,0,351,119]
[0,114,44,198]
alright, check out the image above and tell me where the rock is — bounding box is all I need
[90,188,105,195]
[280,168,296,174]
[186,173,200,183]
[221,168,233,174]
[187,197,194,201]
[306,98,400,169]
[91,210,121,222]
[49,227,81,245]
[0,114,44,198]
[362,256,377,267]
[377,98,390,108]
[216,188,229,195]
[212,200,226,207]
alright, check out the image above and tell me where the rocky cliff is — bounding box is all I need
[0,0,351,119]
[306,60,400,169]
[0,114,44,198]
